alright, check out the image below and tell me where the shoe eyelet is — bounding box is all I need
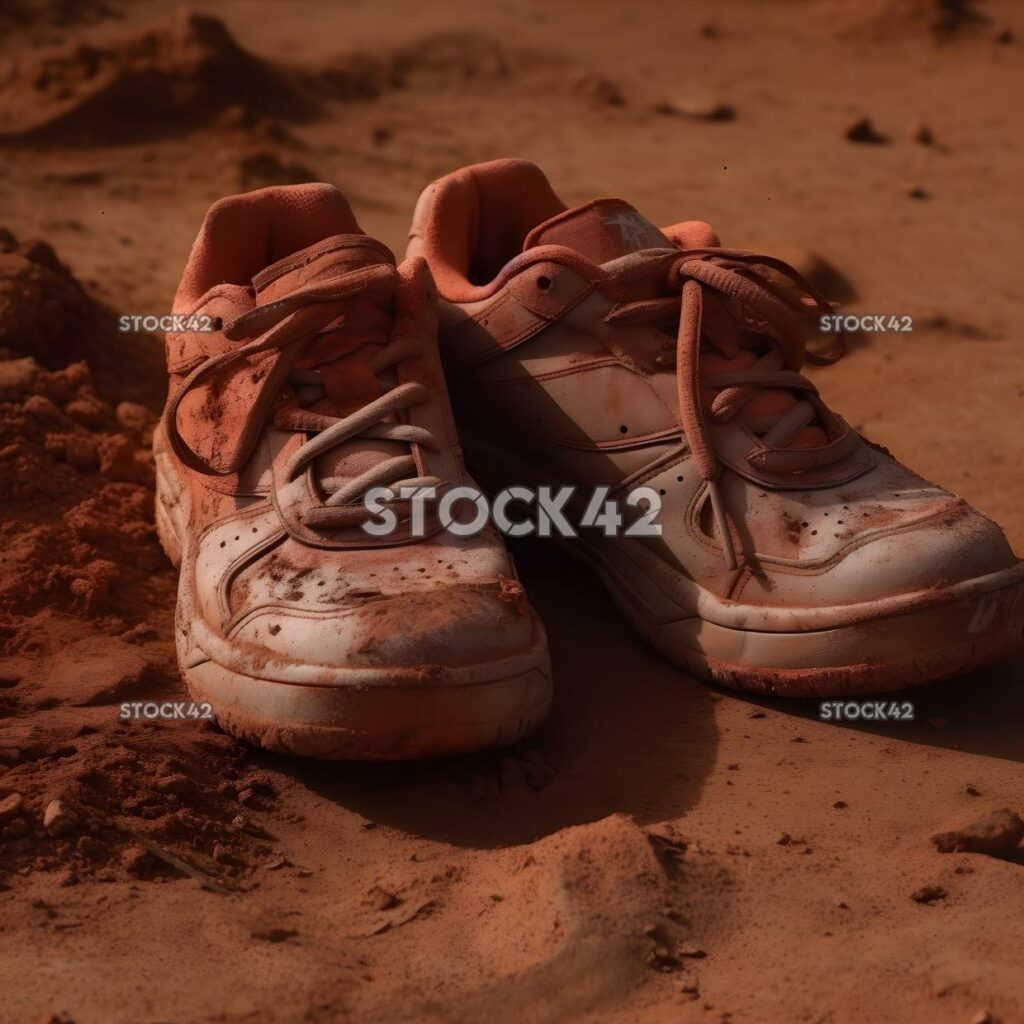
[536,275,552,291]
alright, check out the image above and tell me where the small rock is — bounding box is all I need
[155,773,195,798]
[679,946,707,959]
[23,394,64,425]
[914,124,935,145]
[0,356,41,392]
[368,885,401,911]
[98,433,151,483]
[65,396,111,428]
[834,800,848,809]
[777,833,792,845]
[845,117,889,144]
[995,28,1012,44]
[43,799,80,837]
[570,73,625,107]
[908,186,930,200]
[115,401,151,433]
[748,709,766,719]
[645,946,682,972]
[965,785,981,797]
[932,808,1024,859]
[654,98,736,121]
[62,433,100,470]
[121,845,157,879]
[0,791,24,823]
[911,885,947,904]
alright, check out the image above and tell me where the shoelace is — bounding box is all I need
[606,248,850,570]
[165,261,443,530]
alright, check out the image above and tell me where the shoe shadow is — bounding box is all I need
[738,655,1024,764]
[281,541,719,849]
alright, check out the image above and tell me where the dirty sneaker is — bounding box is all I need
[407,159,1024,696]
[154,183,551,757]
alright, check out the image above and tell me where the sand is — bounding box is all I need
[1,2,1022,1022]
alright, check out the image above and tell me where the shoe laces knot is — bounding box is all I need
[164,259,444,530]
[606,248,850,570]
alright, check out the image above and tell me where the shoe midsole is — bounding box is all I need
[457,427,1024,634]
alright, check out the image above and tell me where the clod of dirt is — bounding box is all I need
[0,791,25,822]
[908,186,931,199]
[569,73,625,107]
[367,885,402,911]
[43,798,79,836]
[845,117,890,144]
[914,123,936,145]
[911,884,947,904]
[653,98,736,121]
[0,10,314,145]
[932,808,1024,860]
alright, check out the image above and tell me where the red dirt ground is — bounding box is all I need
[1,3,1023,1022]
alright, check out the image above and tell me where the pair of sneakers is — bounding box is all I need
[155,159,1024,759]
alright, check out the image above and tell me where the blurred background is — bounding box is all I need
[1,0,1021,540]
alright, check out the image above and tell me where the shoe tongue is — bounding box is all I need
[523,199,672,263]
[253,234,395,305]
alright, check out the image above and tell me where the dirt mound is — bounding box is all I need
[311,32,520,101]
[832,0,993,41]
[0,232,254,893]
[0,0,117,34]
[0,228,165,406]
[0,10,314,145]
[311,31,620,108]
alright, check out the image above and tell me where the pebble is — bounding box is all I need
[0,357,41,392]
[933,808,1024,859]
[845,117,889,144]
[0,791,24,822]
[23,394,64,425]
[115,401,151,433]
[43,798,79,837]
[65,395,111,428]
[654,98,736,121]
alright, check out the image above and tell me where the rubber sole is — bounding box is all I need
[154,448,553,760]
[456,432,1024,697]
[561,533,1024,697]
